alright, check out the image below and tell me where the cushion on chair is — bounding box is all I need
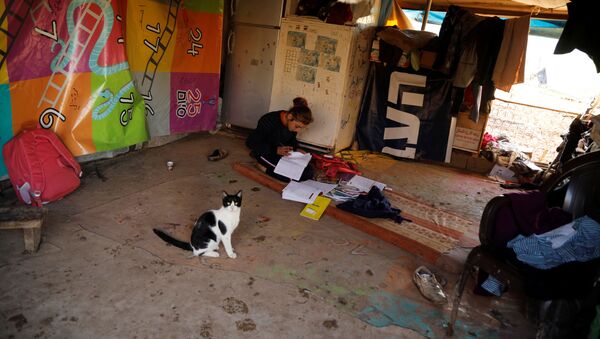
[489,191,572,249]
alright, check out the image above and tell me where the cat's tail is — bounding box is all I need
[153,229,192,251]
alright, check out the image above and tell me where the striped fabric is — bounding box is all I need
[480,276,505,296]
[507,216,600,269]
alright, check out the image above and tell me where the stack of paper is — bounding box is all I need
[347,175,386,192]
[324,183,362,202]
[281,180,338,204]
[302,180,337,195]
[282,181,322,204]
[274,152,312,181]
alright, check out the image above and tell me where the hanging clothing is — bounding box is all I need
[469,17,504,122]
[433,5,483,75]
[554,0,600,73]
[384,0,413,29]
[492,15,530,92]
[453,42,478,88]
[439,8,504,122]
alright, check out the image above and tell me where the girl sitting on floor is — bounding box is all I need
[246,97,314,182]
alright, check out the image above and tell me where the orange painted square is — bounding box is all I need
[125,0,175,73]
[10,73,95,155]
[170,11,223,74]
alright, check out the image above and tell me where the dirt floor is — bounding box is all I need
[0,132,536,338]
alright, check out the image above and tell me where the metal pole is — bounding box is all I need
[421,0,433,31]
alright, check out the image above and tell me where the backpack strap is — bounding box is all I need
[34,130,82,177]
[20,131,45,206]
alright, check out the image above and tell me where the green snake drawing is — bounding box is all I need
[93,81,134,121]
[50,0,132,121]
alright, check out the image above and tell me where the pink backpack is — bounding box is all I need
[2,129,82,206]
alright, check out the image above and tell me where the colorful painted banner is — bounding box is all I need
[0,0,223,177]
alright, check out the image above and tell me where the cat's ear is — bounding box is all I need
[222,191,229,198]
[236,190,242,198]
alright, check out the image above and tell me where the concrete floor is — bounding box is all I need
[0,132,534,338]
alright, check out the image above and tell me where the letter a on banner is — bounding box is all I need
[382,107,420,158]
[382,72,425,159]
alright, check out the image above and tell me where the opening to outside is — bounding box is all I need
[404,9,600,164]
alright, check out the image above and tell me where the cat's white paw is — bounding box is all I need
[228,252,237,259]
[203,251,220,257]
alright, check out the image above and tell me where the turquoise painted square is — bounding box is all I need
[0,84,13,177]
[183,0,223,13]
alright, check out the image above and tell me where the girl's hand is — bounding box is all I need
[277,146,293,156]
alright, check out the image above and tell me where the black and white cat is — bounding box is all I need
[153,191,242,258]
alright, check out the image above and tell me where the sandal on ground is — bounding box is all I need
[207,149,228,161]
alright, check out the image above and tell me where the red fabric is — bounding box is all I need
[3,129,81,206]
[312,154,360,179]
[481,132,497,149]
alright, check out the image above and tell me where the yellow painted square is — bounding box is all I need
[126,0,176,73]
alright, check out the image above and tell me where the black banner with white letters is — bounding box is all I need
[356,63,454,162]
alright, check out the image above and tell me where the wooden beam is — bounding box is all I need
[233,162,441,263]
[421,0,433,31]
[401,0,568,20]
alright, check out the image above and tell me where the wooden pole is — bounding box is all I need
[421,0,433,31]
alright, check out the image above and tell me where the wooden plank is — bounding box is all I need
[0,219,43,230]
[233,162,285,192]
[233,162,441,263]
[0,206,46,221]
[325,204,441,263]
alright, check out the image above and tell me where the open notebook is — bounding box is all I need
[274,152,312,181]
[281,180,337,204]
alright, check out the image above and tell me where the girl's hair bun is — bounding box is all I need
[293,97,308,108]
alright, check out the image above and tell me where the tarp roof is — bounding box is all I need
[400,0,569,19]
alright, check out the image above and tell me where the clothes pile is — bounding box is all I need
[477,191,600,299]
[481,132,542,182]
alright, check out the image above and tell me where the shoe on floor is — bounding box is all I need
[207,149,228,161]
[413,266,448,305]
